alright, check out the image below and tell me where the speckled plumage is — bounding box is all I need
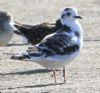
[11,8,83,83]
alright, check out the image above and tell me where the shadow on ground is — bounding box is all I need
[0,69,52,76]
[5,82,64,90]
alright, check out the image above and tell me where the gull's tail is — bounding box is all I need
[14,21,33,36]
[10,52,42,60]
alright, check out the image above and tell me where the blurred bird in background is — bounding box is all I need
[0,11,18,46]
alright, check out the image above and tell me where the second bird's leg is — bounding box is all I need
[63,67,66,83]
[53,69,57,83]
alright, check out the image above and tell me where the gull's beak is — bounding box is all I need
[74,15,83,19]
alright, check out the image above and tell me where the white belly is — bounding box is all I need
[30,50,80,69]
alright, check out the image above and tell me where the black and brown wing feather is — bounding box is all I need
[14,19,62,45]
[36,31,79,57]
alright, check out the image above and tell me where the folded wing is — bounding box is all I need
[36,31,79,57]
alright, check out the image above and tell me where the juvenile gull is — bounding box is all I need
[11,8,83,83]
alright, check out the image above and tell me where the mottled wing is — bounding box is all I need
[36,32,79,56]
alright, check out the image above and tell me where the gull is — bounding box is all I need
[0,11,18,46]
[13,18,62,45]
[11,7,83,83]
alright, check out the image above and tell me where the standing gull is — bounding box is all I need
[11,8,83,83]
[0,11,17,46]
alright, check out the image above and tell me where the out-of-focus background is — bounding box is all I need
[0,0,100,93]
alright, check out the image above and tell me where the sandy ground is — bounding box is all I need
[0,0,100,93]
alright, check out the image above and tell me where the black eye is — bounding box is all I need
[66,12,71,16]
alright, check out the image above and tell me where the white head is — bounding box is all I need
[61,8,82,24]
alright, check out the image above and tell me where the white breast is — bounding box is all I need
[29,50,80,69]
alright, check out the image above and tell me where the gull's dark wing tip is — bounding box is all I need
[10,55,23,60]
[10,54,30,60]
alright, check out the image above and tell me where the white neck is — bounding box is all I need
[61,18,82,33]
[61,18,75,27]
[61,18,83,49]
